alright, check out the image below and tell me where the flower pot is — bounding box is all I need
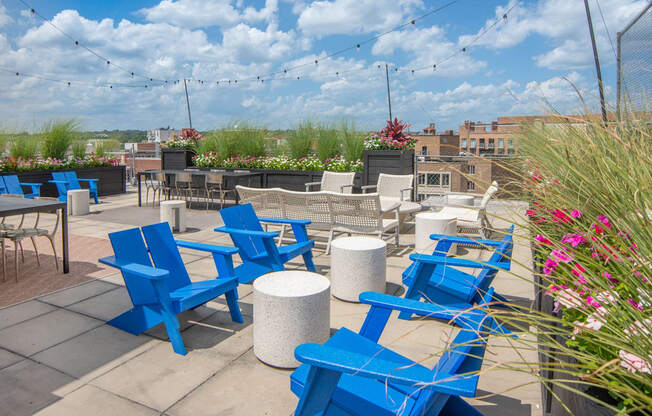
[161,149,195,170]
[362,149,415,195]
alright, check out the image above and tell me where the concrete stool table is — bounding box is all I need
[253,271,330,368]
[415,212,457,254]
[160,200,186,232]
[67,189,89,216]
[446,194,475,207]
[330,236,386,302]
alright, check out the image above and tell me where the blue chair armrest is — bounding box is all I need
[258,217,312,226]
[98,256,169,280]
[294,343,478,396]
[214,226,278,238]
[408,254,511,271]
[77,178,99,183]
[19,182,42,187]
[48,180,69,184]
[430,234,505,247]
[359,292,472,321]
[175,239,238,256]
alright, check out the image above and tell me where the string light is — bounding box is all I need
[356,43,360,52]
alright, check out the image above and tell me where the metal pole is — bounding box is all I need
[183,78,193,129]
[385,64,393,121]
[583,0,608,123]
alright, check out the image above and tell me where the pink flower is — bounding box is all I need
[561,233,586,247]
[619,350,652,374]
[597,214,612,229]
[624,318,652,337]
[543,258,558,275]
[552,209,571,224]
[570,209,582,219]
[554,288,583,310]
[551,249,573,263]
[572,315,604,335]
[571,263,586,278]
[595,291,618,305]
[627,299,644,311]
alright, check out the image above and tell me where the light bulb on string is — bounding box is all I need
[356,44,360,52]
[67,81,70,86]
[410,19,415,26]
[74,40,78,47]
[433,64,436,72]
[461,47,466,53]
[106,60,110,65]
[411,69,414,75]
[503,13,508,22]
[30,8,35,16]
[315,60,318,66]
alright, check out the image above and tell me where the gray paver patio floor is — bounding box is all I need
[0,191,541,416]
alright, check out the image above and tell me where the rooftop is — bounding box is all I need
[0,189,540,416]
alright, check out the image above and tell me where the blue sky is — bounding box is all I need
[0,0,647,132]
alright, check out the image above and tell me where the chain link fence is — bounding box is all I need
[617,3,652,116]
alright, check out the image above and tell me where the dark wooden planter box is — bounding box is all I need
[533,246,616,416]
[1,165,126,198]
[362,149,415,187]
[162,149,195,170]
[194,168,362,192]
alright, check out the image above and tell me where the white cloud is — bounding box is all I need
[297,0,423,36]
[221,23,297,62]
[139,0,241,28]
[458,0,648,69]
[0,2,13,27]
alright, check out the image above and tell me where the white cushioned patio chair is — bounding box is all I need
[305,171,355,194]
[438,181,499,239]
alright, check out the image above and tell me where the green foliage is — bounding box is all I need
[71,141,86,159]
[199,125,267,159]
[316,123,341,160]
[94,142,106,158]
[41,120,79,159]
[287,121,315,159]
[9,134,39,159]
[339,121,365,161]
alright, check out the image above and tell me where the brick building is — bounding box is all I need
[413,123,460,156]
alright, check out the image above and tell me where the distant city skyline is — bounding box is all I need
[0,0,647,132]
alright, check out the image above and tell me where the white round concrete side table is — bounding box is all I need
[253,271,331,368]
[446,194,474,207]
[67,189,89,216]
[330,237,386,302]
[415,212,457,254]
[160,200,186,232]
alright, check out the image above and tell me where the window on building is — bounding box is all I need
[508,139,515,155]
[427,173,441,186]
[479,139,485,149]
[418,173,425,185]
[468,165,475,175]
[461,138,467,148]
[488,138,494,149]
[442,173,450,186]
[421,146,428,155]
[441,137,448,144]
[467,181,475,191]
[498,138,504,149]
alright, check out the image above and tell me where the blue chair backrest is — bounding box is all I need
[410,291,493,414]
[64,171,82,190]
[107,227,158,306]
[3,175,24,195]
[0,177,6,194]
[141,222,191,293]
[219,203,267,260]
[51,172,70,197]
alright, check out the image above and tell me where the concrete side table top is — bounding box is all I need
[330,236,387,251]
[254,271,330,298]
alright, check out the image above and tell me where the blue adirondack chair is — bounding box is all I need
[0,175,41,198]
[290,289,505,416]
[99,222,243,355]
[399,226,514,320]
[50,171,99,203]
[215,203,316,283]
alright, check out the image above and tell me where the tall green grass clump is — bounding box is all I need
[481,110,652,414]
[41,120,79,160]
[199,124,266,159]
[287,121,315,159]
[339,121,365,161]
[71,141,87,159]
[316,123,341,160]
[9,134,39,159]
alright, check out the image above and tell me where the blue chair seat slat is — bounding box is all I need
[170,278,238,312]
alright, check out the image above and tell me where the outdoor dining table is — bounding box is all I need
[0,198,69,273]
[136,169,264,207]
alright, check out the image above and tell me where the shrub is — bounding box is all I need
[316,123,341,160]
[287,121,315,159]
[94,142,106,158]
[72,141,87,159]
[339,121,365,162]
[41,120,79,160]
[9,134,39,159]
